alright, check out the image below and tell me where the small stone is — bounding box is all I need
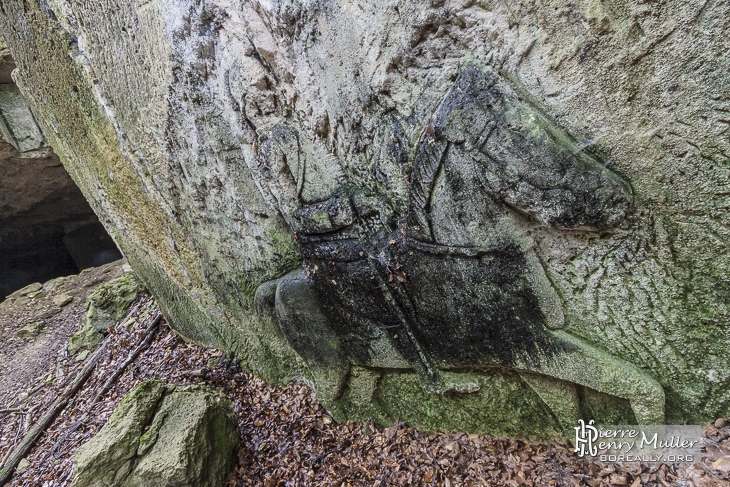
[0,298,14,309]
[10,282,42,298]
[15,296,30,305]
[15,321,45,338]
[53,294,74,307]
[75,350,90,362]
[16,458,30,473]
[207,357,220,368]
[35,307,62,320]
[83,277,104,289]
[442,371,481,394]
[30,291,47,299]
[122,263,134,274]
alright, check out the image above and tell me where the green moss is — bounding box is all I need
[264,223,301,272]
[331,367,566,442]
[581,387,636,424]
[110,380,167,423]
[68,275,146,354]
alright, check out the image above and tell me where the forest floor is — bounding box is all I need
[0,261,728,487]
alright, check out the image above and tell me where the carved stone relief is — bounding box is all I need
[243,64,665,427]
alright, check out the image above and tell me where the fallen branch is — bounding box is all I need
[21,383,47,403]
[0,408,28,415]
[116,299,144,330]
[44,314,162,461]
[0,420,21,470]
[179,367,210,378]
[40,402,108,460]
[91,313,161,405]
[0,344,106,487]
[0,383,47,419]
[21,405,39,434]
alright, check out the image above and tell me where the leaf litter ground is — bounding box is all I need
[0,265,728,487]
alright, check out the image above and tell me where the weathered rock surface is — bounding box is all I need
[0,37,122,299]
[68,275,146,354]
[0,0,728,438]
[14,321,44,338]
[53,294,74,307]
[71,380,239,487]
[9,282,43,299]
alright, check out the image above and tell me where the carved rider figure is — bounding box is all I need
[245,64,664,427]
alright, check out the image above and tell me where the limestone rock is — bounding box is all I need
[35,306,61,320]
[9,282,41,298]
[14,321,44,338]
[0,39,121,300]
[42,276,66,292]
[1,0,729,439]
[71,381,239,487]
[74,350,89,362]
[68,276,145,354]
[15,458,30,473]
[0,83,47,156]
[53,294,73,307]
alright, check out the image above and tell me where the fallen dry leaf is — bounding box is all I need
[712,455,730,473]
[2,278,730,487]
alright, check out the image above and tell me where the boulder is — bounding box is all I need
[71,381,239,487]
[68,276,145,354]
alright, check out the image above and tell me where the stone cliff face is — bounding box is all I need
[0,0,727,439]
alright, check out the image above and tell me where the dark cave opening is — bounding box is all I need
[0,219,122,299]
